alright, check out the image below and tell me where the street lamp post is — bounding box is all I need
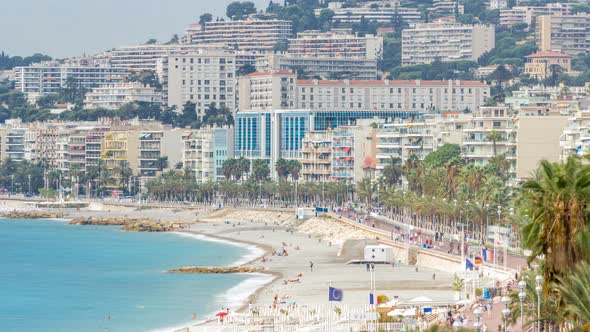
[518,280,527,332]
[474,307,483,332]
[496,206,501,267]
[501,296,511,332]
[535,275,543,332]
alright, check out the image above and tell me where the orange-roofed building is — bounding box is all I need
[524,51,573,79]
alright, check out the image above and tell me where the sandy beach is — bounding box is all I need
[2,199,472,330]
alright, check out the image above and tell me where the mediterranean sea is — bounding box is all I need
[0,218,269,332]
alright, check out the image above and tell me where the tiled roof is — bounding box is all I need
[297,79,489,87]
[244,70,294,77]
[525,51,572,58]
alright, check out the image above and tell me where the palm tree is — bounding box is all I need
[222,158,236,180]
[288,160,302,181]
[556,261,590,329]
[382,156,402,186]
[275,158,289,179]
[486,130,502,157]
[357,177,375,210]
[154,156,169,171]
[519,156,590,287]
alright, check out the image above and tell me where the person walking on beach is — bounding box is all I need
[309,260,314,272]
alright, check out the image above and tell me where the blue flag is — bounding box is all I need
[466,258,474,270]
[482,248,487,262]
[329,287,343,302]
[369,292,374,305]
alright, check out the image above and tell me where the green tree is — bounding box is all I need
[382,156,402,186]
[226,1,257,20]
[251,159,270,182]
[199,13,213,26]
[155,156,169,171]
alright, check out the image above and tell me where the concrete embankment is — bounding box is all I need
[2,211,68,219]
[165,266,264,274]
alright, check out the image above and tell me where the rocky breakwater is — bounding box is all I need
[165,266,264,274]
[2,210,68,219]
[69,216,188,232]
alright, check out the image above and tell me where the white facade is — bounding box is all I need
[323,4,423,25]
[462,106,517,175]
[182,127,233,183]
[288,31,383,60]
[183,19,292,52]
[166,49,237,113]
[84,82,163,109]
[401,23,495,66]
[14,63,128,101]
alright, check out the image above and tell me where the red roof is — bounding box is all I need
[525,51,572,58]
[297,79,488,87]
[245,70,294,77]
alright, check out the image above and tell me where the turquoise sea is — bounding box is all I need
[0,218,269,332]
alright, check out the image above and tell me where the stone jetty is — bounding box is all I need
[68,216,188,232]
[2,210,68,219]
[165,266,264,274]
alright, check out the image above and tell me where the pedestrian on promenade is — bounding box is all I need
[310,261,314,272]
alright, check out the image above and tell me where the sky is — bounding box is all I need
[0,0,269,58]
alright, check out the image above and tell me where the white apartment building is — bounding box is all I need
[182,127,233,183]
[462,106,517,175]
[288,31,383,60]
[84,82,163,109]
[560,110,590,158]
[401,23,495,66]
[183,19,293,52]
[238,70,297,111]
[429,0,464,16]
[239,72,491,113]
[296,79,490,113]
[166,49,237,113]
[536,14,590,56]
[500,3,574,27]
[103,44,218,72]
[376,120,441,173]
[14,63,128,102]
[259,53,379,80]
[323,4,423,25]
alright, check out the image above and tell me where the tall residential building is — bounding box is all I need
[183,19,293,52]
[375,120,441,173]
[560,110,590,158]
[536,14,590,56]
[14,63,128,101]
[331,126,355,182]
[166,49,237,113]
[84,82,163,109]
[301,130,333,182]
[103,44,212,72]
[137,129,183,178]
[182,127,234,183]
[239,73,491,113]
[259,53,379,80]
[238,70,297,112]
[462,106,517,175]
[429,0,464,16]
[234,109,416,178]
[287,31,383,61]
[402,23,495,66]
[325,5,423,25]
[500,3,575,27]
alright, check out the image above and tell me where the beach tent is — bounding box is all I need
[387,309,405,317]
[408,296,433,303]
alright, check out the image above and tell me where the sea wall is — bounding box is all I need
[69,216,188,232]
[166,266,264,274]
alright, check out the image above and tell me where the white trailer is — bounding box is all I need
[364,245,394,263]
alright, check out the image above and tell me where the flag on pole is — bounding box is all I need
[465,258,474,270]
[482,248,488,262]
[329,287,343,302]
[369,292,374,305]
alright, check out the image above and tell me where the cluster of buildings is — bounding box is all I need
[4,1,590,192]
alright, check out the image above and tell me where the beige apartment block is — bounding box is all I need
[401,23,495,66]
[238,70,297,111]
[516,114,568,179]
[301,130,333,182]
[84,82,163,110]
[166,49,237,113]
[536,14,590,56]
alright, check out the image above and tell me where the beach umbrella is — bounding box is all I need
[216,311,228,317]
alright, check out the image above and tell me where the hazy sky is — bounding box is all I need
[0,0,269,58]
